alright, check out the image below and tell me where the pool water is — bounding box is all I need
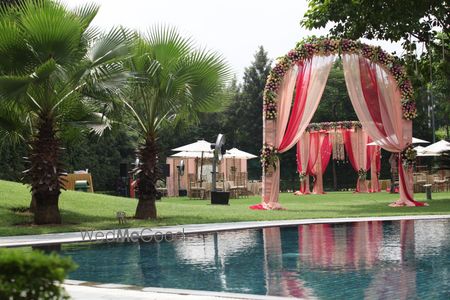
[60,219,450,299]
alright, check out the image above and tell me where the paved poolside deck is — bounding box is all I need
[1,214,449,247]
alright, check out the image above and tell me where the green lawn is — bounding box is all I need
[0,179,449,236]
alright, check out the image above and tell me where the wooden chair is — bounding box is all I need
[228,180,239,198]
[188,174,206,199]
[234,172,248,198]
[413,173,427,193]
[433,175,448,192]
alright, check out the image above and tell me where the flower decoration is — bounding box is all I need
[263,99,277,120]
[299,171,307,182]
[340,39,358,53]
[261,144,278,173]
[263,37,417,121]
[306,121,362,132]
[361,44,376,60]
[402,99,417,120]
[401,144,417,168]
[357,168,367,180]
[389,64,406,82]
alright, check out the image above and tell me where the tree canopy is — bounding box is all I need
[301,0,448,50]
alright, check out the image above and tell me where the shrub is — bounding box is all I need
[0,249,77,300]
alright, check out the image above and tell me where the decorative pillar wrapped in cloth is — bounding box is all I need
[309,132,332,194]
[295,133,311,195]
[368,142,381,192]
[343,127,370,193]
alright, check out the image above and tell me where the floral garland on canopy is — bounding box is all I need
[306,121,362,132]
[263,37,417,121]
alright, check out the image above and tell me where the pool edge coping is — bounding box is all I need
[1,214,450,247]
[63,279,297,300]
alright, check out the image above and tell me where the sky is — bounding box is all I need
[63,0,403,80]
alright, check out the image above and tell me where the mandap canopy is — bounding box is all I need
[255,37,426,210]
[295,121,381,195]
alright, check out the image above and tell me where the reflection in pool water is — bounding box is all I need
[61,219,450,299]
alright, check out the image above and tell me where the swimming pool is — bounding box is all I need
[60,219,450,299]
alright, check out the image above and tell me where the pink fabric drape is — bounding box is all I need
[307,132,320,174]
[278,62,312,152]
[343,129,370,192]
[343,54,425,206]
[296,133,310,195]
[260,56,334,209]
[310,133,332,194]
[368,144,381,192]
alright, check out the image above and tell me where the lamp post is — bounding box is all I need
[427,84,436,143]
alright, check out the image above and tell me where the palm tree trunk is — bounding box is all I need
[29,194,36,213]
[134,133,159,219]
[24,113,63,224]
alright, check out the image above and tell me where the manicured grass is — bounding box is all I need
[0,179,449,236]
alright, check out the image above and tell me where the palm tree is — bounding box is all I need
[0,0,132,224]
[123,26,231,219]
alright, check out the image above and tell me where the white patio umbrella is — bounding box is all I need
[414,146,440,157]
[171,151,214,158]
[222,148,257,182]
[172,140,213,152]
[172,140,213,186]
[223,148,257,159]
[421,140,450,155]
[411,137,431,144]
[367,137,430,146]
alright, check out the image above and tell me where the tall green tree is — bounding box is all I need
[0,0,132,224]
[301,0,448,50]
[225,46,271,179]
[312,60,357,123]
[122,26,231,219]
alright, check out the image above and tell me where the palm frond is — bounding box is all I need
[87,27,134,66]
[72,2,99,32]
[0,74,32,98]
[32,58,57,82]
[143,25,194,71]
[0,101,30,146]
[0,18,34,74]
[19,0,85,65]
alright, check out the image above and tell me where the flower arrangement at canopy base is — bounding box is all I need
[401,144,417,168]
[298,171,307,182]
[261,144,278,174]
[357,168,367,181]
